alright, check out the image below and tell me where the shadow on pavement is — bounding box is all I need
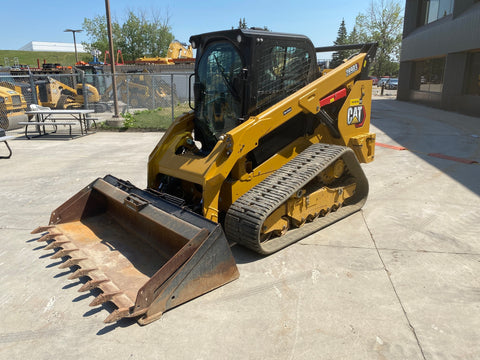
[371,98,480,196]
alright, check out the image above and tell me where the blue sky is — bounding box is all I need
[1,0,370,52]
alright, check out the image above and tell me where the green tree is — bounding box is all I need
[82,14,122,57]
[343,26,361,59]
[238,18,247,29]
[233,18,270,31]
[354,0,403,76]
[348,27,359,46]
[81,8,173,62]
[331,19,349,68]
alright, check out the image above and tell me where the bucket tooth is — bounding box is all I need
[68,268,98,280]
[44,240,69,250]
[50,248,77,259]
[79,279,109,292]
[59,258,87,269]
[104,308,132,324]
[37,232,62,242]
[89,291,121,307]
[31,226,55,234]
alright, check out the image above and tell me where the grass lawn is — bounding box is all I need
[0,50,85,67]
[107,103,192,131]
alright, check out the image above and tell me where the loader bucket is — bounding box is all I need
[32,175,239,325]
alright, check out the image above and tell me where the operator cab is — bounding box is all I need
[190,29,319,153]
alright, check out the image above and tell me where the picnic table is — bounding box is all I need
[21,108,97,139]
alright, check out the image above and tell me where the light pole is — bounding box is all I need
[105,0,120,119]
[64,29,83,63]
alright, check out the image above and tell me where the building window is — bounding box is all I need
[423,0,454,24]
[412,57,446,93]
[465,52,480,96]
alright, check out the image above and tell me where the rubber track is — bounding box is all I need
[225,143,369,254]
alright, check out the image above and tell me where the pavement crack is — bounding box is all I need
[377,247,479,256]
[361,212,427,360]
[298,242,375,250]
[298,242,479,256]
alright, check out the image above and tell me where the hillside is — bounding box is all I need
[0,50,90,67]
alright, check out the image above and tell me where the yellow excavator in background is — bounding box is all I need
[33,29,377,325]
[167,40,194,62]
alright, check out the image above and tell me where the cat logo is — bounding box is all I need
[347,105,366,128]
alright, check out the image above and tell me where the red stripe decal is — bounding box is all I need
[375,143,478,164]
[375,142,407,150]
[319,88,347,107]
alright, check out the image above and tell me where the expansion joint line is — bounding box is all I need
[361,211,427,360]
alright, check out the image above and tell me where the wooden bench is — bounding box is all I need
[0,130,14,159]
[18,121,76,139]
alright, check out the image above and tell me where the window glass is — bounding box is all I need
[426,0,440,23]
[196,42,243,138]
[465,52,480,96]
[424,0,453,24]
[256,44,311,114]
[412,57,446,93]
[437,0,454,18]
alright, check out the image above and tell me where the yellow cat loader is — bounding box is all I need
[101,71,176,108]
[0,84,28,130]
[33,29,377,325]
[35,77,102,110]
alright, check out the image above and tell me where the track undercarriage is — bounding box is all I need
[225,143,368,254]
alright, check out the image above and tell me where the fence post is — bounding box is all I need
[151,75,155,110]
[78,69,90,129]
[28,67,38,105]
[126,75,130,113]
[171,73,174,122]
[82,71,89,111]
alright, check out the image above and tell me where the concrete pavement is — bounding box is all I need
[0,98,479,359]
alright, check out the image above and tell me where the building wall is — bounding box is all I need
[398,0,480,117]
[18,42,87,53]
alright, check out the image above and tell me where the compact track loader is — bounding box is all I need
[33,29,377,325]
[35,77,102,110]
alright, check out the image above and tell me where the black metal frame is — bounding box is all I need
[0,129,13,159]
[0,139,12,159]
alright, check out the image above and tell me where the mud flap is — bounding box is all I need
[32,175,239,325]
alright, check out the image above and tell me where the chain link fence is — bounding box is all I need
[0,69,193,130]
[95,72,192,113]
